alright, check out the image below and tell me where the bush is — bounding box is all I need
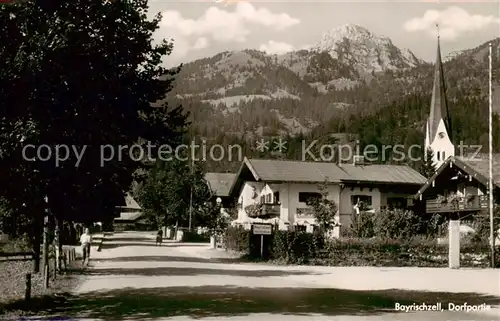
[347,210,375,237]
[0,237,31,253]
[345,209,445,240]
[372,208,427,239]
[230,226,498,267]
[270,231,325,264]
[224,226,250,253]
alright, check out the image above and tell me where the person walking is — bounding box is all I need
[80,227,92,265]
[156,229,163,246]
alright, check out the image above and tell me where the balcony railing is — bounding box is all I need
[425,195,488,213]
[297,207,315,217]
[261,204,280,216]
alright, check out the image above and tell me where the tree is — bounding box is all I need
[198,201,229,236]
[308,180,338,234]
[420,147,437,178]
[0,0,188,271]
[136,158,212,229]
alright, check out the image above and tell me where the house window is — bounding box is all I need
[295,225,306,232]
[437,152,441,161]
[274,192,280,203]
[265,194,272,203]
[298,192,321,204]
[260,195,265,204]
[442,152,446,159]
[387,197,407,210]
[351,195,372,211]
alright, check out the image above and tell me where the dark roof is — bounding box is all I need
[205,172,236,197]
[428,36,452,142]
[229,157,426,197]
[247,158,346,183]
[457,153,500,186]
[414,153,500,199]
[339,164,427,184]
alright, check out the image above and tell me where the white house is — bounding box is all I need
[228,157,426,236]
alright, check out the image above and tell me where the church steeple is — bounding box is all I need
[428,32,452,142]
[425,28,455,168]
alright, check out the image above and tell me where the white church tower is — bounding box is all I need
[424,33,454,169]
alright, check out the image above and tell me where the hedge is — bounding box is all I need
[223,226,500,267]
[182,231,210,243]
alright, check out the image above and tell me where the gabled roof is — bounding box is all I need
[124,193,141,209]
[414,154,500,199]
[204,172,236,197]
[456,153,500,186]
[229,157,426,197]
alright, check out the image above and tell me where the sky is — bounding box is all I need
[146,0,500,67]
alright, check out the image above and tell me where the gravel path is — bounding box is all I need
[20,231,500,320]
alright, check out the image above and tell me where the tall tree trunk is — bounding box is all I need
[54,216,62,273]
[32,214,42,273]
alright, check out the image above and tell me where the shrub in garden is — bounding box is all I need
[372,208,426,239]
[223,226,250,253]
[348,210,375,237]
[270,230,325,264]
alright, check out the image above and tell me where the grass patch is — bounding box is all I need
[0,257,86,319]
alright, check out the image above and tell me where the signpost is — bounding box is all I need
[252,224,272,258]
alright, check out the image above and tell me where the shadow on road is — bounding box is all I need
[95,255,234,264]
[76,266,317,277]
[104,237,154,242]
[5,286,499,320]
[96,255,208,262]
[163,243,210,247]
[100,242,210,250]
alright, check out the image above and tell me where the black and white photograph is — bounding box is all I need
[0,0,499,320]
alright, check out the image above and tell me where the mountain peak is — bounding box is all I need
[313,24,421,73]
[330,24,373,38]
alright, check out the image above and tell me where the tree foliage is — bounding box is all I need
[199,202,229,236]
[420,147,437,178]
[308,180,338,233]
[136,159,212,229]
[0,0,188,230]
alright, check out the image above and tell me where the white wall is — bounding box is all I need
[339,187,381,228]
[428,119,455,168]
[237,182,265,221]
[236,180,416,235]
[238,182,340,224]
[287,183,340,224]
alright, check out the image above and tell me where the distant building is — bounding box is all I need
[204,172,237,208]
[114,193,145,231]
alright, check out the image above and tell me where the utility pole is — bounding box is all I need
[188,138,194,232]
[488,42,495,268]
